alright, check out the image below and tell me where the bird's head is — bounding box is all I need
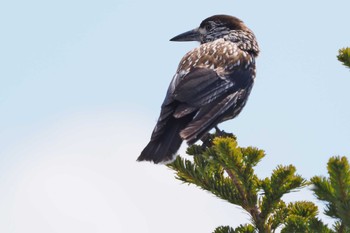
[170,15,250,44]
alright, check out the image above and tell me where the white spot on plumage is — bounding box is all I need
[178,69,187,77]
[212,46,217,55]
[233,50,238,57]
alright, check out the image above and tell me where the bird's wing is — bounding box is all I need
[173,67,235,107]
[171,54,255,143]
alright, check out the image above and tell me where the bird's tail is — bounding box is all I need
[137,117,189,164]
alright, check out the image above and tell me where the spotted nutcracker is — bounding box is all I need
[138,15,260,163]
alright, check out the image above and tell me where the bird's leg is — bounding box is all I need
[200,127,236,149]
[200,132,214,149]
[214,126,235,139]
[215,125,228,137]
[215,126,223,136]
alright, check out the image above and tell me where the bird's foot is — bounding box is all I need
[200,127,236,149]
[214,126,235,139]
[200,132,214,149]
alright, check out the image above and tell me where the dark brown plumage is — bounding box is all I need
[137,15,260,163]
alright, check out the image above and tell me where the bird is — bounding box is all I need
[137,15,260,164]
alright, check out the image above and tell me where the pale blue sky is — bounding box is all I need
[1,0,350,232]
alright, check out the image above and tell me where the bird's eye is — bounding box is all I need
[205,24,212,31]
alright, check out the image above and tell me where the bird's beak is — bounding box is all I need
[170,28,201,42]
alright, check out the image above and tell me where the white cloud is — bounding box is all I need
[0,110,249,233]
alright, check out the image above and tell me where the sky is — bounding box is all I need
[1,0,350,232]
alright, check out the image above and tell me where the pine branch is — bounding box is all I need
[214,226,236,233]
[260,165,307,220]
[168,155,243,206]
[311,156,350,230]
[280,201,334,233]
[167,133,313,232]
[337,47,350,69]
[214,224,255,233]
